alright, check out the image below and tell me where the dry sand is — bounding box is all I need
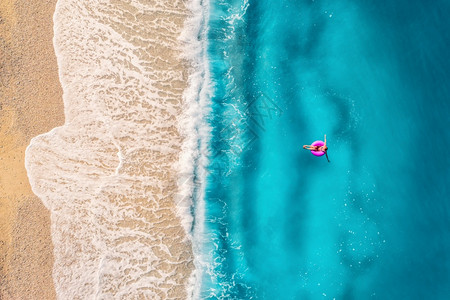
[0,0,63,298]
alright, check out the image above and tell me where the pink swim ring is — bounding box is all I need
[310,140,325,156]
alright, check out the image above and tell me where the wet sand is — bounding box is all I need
[0,0,63,298]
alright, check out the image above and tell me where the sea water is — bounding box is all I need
[196,0,450,299]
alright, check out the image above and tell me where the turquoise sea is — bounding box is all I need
[194,0,450,299]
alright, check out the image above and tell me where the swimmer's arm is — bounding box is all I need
[324,134,327,146]
[325,152,330,163]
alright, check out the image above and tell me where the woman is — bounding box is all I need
[303,134,330,162]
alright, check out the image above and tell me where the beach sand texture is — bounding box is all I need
[3,0,195,299]
[1,0,62,299]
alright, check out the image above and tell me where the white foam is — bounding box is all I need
[25,0,209,298]
[176,0,213,298]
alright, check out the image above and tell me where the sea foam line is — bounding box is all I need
[177,0,212,298]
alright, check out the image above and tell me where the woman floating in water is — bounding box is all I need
[303,134,330,162]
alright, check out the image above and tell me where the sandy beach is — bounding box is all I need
[0,0,63,299]
[2,0,197,298]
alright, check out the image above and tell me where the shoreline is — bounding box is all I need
[0,0,207,297]
[0,0,63,299]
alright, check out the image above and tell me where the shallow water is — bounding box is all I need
[196,0,450,298]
